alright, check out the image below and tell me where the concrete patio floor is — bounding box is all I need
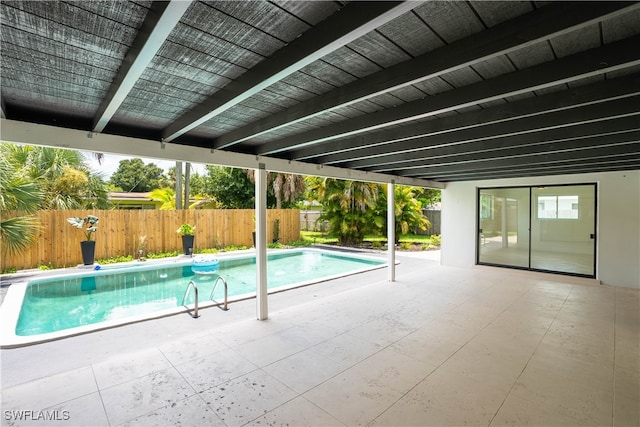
[1,251,638,426]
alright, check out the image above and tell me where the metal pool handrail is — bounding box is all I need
[182,280,200,318]
[210,275,229,311]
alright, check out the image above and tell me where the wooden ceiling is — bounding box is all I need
[2,1,639,182]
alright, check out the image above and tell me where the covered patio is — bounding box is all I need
[1,251,638,426]
[1,2,639,425]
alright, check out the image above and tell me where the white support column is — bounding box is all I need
[387,181,396,282]
[255,164,268,320]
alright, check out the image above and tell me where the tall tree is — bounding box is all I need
[0,148,43,255]
[376,185,431,242]
[247,171,306,209]
[0,144,109,210]
[109,158,166,192]
[204,166,256,209]
[307,177,379,245]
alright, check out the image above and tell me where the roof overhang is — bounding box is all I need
[1,1,638,184]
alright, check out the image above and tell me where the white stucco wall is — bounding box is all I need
[441,171,640,289]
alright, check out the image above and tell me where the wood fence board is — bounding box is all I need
[2,209,299,270]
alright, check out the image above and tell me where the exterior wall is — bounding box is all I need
[441,171,640,289]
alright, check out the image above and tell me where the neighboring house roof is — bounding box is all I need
[109,192,154,201]
[109,192,162,209]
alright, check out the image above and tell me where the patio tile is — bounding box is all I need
[490,393,588,426]
[249,396,345,426]
[48,393,109,427]
[614,366,640,427]
[353,347,436,391]
[440,341,528,393]
[312,309,370,334]
[370,365,507,427]
[174,347,258,393]
[215,317,292,347]
[510,353,614,425]
[275,320,342,348]
[469,322,544,360]
[489,306,556,337]
[311,331,383,368]
[302,368,404,426]
[1,366,96,413]
[389,328,462,367]
[614,337,640,372]
[346,314,417,347]
[2,392,109,427]
[419,314,482,346]
[263,347,347,393]
[100,366,195,426]
[535,330,614,368]
[157,331,228,366]
[92,347,173,390]
[232,332,305,367]
[119,394,225,427]
[199,369,297,425]
[303,347,436,426]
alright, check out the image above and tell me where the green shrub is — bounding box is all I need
[97,255,134,264]
[430,234,441,246]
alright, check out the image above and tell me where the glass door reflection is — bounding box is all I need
[530,185,596,276]
[478,187,530,268]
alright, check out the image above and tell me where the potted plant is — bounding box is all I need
[67,215,99,265]
[177,223,195,255]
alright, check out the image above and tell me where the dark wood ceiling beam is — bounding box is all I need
[257,35,640,155]
[213,1,638,149]
[161,1,419,143]
[370,124,640,173]
[388,133,640,176]
[92,1,192,133]
[294,74,640,162]
[415,159,640,182]
[339,97,640,169]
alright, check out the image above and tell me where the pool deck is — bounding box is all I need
[1,249,639,426]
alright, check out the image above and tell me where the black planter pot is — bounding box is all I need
[80,240,96,265]
[181,235,195,255]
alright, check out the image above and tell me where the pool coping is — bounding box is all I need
[0,248,389,348]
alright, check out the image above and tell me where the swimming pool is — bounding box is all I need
[0,249,386,347]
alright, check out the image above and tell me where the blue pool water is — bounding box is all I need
[15,250,384,336]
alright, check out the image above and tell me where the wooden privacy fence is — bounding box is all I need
[2,209,299,270]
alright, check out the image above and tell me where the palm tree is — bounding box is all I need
[307,177,379,245]
[247,170,306,208]
[271,173,305,209]
[0,149,43,255]
[2,144,109,209]
[378,185,431,242]
[149,187,176,210]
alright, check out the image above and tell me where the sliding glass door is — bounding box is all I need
[478,187,530,268]
[477,184,596,277]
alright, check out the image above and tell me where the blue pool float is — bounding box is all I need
[191,255,220,275]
